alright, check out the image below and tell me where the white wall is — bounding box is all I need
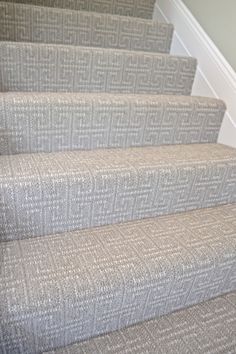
[153,0,236,148]
[182,0,236,72]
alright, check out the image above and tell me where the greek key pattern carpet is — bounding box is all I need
[1,0,156,18]
[0,42,197,94]
[1,143,236,241]
[0,0,236,353]
[0,93,226,154]
[0,2,173,53]
[1,204,236,353]
[48,292,236,354]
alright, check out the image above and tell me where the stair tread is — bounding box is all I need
[1,143,236,241]
[1,91,226,102]
[0,41,197,95]
[2,143,236,177]
[0,92,226,154]
[0,0,156,19]
[0,2,173,53]
[1,204,236,352]
[0,39,194,61]
[47,292,236,354]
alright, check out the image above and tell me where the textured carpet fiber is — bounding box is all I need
[0,93,226,154]
[1,143,236,241]
[0,0,235,353]
[47,292,236,354]
[1,0,156,18]
[1,204,236,353]
[0,41,196,94]
[0,2,173,53]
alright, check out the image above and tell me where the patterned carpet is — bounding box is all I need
[47,292,236,354]
[1,204,236,352]
[0,93,225,154]
[1,144,236,240]
[0,0,235,353]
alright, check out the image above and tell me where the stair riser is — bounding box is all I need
[2,265,235,354]
[0,0,156,18]
[0,94,225,154]
[47,293,236,354]
[1,151,236,241]
[0,3,173,53]
[0,42,197,95]
[1,204,235,353]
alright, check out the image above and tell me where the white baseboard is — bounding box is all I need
[153,0,236,148]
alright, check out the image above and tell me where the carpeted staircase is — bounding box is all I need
[0,1,235,353]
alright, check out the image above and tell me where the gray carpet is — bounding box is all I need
[1,0,156,18]
[1,204,236,353]
[0,42,197,94]
[0,0,235,353]
[0,93,226,154]
[1,143,236,241]
[0,2,173,53]
[47,292,236,354]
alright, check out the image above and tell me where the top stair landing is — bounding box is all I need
[0,0,156,18]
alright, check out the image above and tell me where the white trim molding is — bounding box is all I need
[153,0,236,148]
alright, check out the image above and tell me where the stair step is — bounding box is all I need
[1,0,156,18]
[0,2,173,53]
[47,293,236,354]
[1,143,236,241]
[1,204,235,353]
[0,93,226,155]
[0,42,197,95]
